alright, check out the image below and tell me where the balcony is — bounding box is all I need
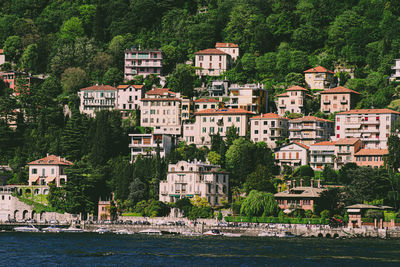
[194,191,201,195]
[127,100,134,103]
[337,150,351,154]
[340,99,348,104]
[361,120,380,125]
[160,191,168,195]
[83,95,94,99]
[323,100,330,104]
[360,128,379,133]
[278,104,286,109]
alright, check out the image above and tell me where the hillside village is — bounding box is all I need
[1,1,400,228]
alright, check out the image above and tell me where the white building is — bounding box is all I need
[194,48,233,76]
[335,109,400,149]
[116,84,144,115]
[124,48,162,79]
[140,88,182,135]
[129,133,172,161]
[226,83,268,113]
[391,59,400,82]
[275,142,309,169]
[78,85,117,117]
[309,141,336,170]
[250,113,289,148]
[276,86,310,116]
[289,116,334,146]
[159,160,229,206]
[183,108,253,147]
[28,154,73,187]
[215,42,239,61]
[207,80,229,97]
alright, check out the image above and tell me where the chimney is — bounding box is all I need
[46,153,49,157]
[317,179,321,188]
[58,156,61,161]
[310,179,314,188]
[300,179,303,187]
[292,180,296,188]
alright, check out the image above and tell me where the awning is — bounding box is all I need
[185,194,194,198]
[45,177,56,183]
[169,194,180,198]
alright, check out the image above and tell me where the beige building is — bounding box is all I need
[116,84,144,117]
[309,141,336,170]
[275,142,309,169]
[183,108,253,147]
[250,113,289,148]
[354,149,388,169]
[304,66,334,89]
[28,154,72,187]
[335,109,400,149]
[289,116,334,146]
[78,85,117,117]
[140,88,182,135]
[215,43,239,61]
[194,48,233,76]
[226,83,268,113]
[276,86,310,116]
[320,86,360,113]
[159,160,229,206]
[334,138,363,169]
[194,98,219,112]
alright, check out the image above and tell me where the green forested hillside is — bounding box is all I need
[1,0,400,216]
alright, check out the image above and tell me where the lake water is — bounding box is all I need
[2,232,400,266]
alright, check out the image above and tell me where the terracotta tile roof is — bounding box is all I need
[0,49,3,54]
[286,86,309,92]
[194,98,219,103]
[335,138,361,145]
[304,66,334,74]
[251,113,288,120]
[337,109,400,115]
[195,48,228,55]
[141,98,181,101]
[290,116,333,123]
[81,85,117,91]
[215,42,239,48]
[355,149,388,156]
[28,155,73,166]
[146,88,175,95]
[276,92,288,97]
[311,141,336,146]
[293,141,310,150]
[320,86,360,95]
[117,84,144,89]
[194,108,254,115]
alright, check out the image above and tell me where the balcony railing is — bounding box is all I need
[323,100,330,104]
[340,100,348,104]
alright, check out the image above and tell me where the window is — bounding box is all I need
[228,117,232,122]
[51,169,55,175]
[337,126,340,130]
[255,121,259,126]
[263,130,267,134]
[219,56,222,61]
[202,127,206,133]
[254,130,258,134]
[199,56,203,61]
[209,56,212,61]
[337,134,340,138]
[210,127,215,133]
[32,168,37,174]
[236,117,240,122]
[203,117,207,122]
[264,121,268,125]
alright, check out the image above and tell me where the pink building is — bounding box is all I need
[194,48,233,76]
[124,48,162,79]
[215,43,239,61]
[354,149,388,168]
[320,86,360,113]
[276,86,310,116]
[275,180,326,212]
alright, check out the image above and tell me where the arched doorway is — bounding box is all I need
[14,210,19,220]
[22,210,29,220]
[43,189,49,195]
[40,211,45,221]
[31,210,36,220]
[34,189,40,195]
